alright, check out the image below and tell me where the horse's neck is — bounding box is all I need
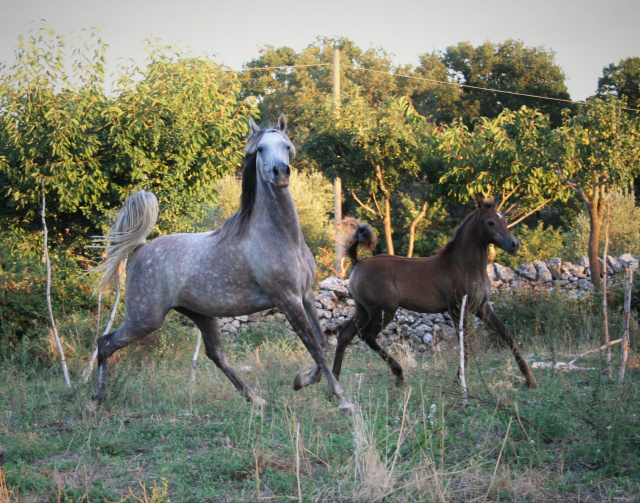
[254,185,303,244]
[455,226,490,271]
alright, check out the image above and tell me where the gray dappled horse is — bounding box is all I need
[91,114,354,412]
[302,197,538,390]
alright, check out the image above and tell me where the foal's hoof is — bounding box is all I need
[526,377,539,389]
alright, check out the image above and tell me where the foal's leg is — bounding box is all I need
[359,308,404,386]
[179,309,267,407]
[91,313,165,408]
[293,290,327,390]
[477,302,538,389]
[277,294,354,412]
[331,316,359,381]
[331,299,371,381]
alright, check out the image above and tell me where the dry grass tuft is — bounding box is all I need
[0,465,14,503]
[487,359,525,400]
[350,408,396,502]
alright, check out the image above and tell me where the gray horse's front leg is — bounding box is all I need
[293,290,325,390]
[185,310,267,407]
[280,295,355,412]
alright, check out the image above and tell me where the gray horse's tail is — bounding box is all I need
[342,218,377,265]
[91,190,159,294]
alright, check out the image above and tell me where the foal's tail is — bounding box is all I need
[91,190,159,294]
[342,218,377,265]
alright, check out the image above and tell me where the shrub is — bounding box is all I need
[492,288,601,352]
[496,221,566,268]
[0,231,96,357]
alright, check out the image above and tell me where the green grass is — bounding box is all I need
[1,301,639,502]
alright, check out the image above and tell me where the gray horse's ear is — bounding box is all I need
[277,113,287,133]
[249,118,261,135]
[475,194,485,209]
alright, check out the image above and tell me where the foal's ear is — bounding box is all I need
[277,113,287,133]
[476,194,496,209]
[248,118,261,136]
[475,194,487,209]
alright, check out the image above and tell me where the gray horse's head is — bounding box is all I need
[246,114,296,188]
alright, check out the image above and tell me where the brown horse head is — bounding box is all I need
[475,196,520,255]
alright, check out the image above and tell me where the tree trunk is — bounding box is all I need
[487,244,497,264]
[587,197,606,292]
[382,196,394,255]
[374,165,394,255]
[407,201,428,258]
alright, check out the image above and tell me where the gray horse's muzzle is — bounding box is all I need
[273,163,291,187]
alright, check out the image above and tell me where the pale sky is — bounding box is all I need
[1,0,638,102]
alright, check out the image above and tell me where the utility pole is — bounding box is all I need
[333,48,343,275]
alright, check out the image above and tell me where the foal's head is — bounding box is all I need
[475,196,520,254]
[246,113,296,188]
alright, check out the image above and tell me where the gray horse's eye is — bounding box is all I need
[257,147,263,153]
[487,220,495,227]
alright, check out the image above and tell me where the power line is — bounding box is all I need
[342,65,584,106]
[238,62,640,113]
[241,63,331,72]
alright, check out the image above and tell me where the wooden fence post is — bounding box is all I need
[458,295,469,405]
[619,255,638,383]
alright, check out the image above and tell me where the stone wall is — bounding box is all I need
[218,254,638,349]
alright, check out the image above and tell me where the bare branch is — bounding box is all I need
[42,181,72,391]
[351,191,378,216]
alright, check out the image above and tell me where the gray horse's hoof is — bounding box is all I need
[293,371,307,391]
[338,400,356,414]
[84,402,99,415]
[254,397,268,408]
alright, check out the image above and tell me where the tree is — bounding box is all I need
[440,40,571,126]
[303,94,435,255]
[409,52,463,124]
[437,107,570,228]
[0,24,110,253]
[104,43,254,232]
[0,24,255,257]
[239,37,411,135]
[596,57,640,110]
[549,98,640,290]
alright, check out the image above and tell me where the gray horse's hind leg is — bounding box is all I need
[293,291,326,390]
[92,316,165,407]
[179,309,267,407]
[477,302,538,389]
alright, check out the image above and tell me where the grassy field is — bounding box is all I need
[1,293,639,502]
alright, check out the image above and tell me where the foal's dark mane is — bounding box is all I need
[215,127,295,241]
[438,198,494,256]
